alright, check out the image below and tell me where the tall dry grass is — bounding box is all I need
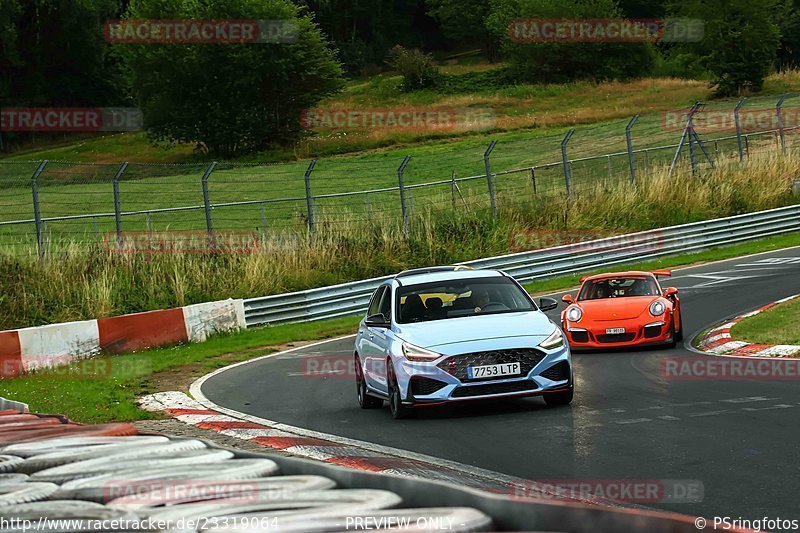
[1,147,797,330]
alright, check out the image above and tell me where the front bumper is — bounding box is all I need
[393,345,572,405]
[564,317,673,350]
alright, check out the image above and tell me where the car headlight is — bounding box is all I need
[401,342,441,362]
[539,329,565,350]
[566,306,583,323]
[650,300,667,317]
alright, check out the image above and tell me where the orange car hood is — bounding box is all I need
[577,296,657,321]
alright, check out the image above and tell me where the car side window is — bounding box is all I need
[377,287,392,320]
[367,287,386,318]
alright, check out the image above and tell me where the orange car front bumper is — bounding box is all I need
[564,317,674,350]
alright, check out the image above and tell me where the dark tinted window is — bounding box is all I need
[395,277,535,324]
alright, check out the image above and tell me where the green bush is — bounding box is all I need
[387,46,442,91]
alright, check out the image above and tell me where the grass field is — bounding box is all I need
[2,146,797,330]
[731,296,800,346]
[3,231,800,424]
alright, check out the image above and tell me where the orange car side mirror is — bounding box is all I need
[663,287,678,297]
[562,294,574,304]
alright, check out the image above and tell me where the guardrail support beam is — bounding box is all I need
[30,160,48,263]
[626,116,638,183]
[561,130,575,195]
[777,94,789,154]
[484,141,498,217]
[304,160,317,235]
[398,156,412,235]
[112,162,128,250]
[734,99,747,163]
[201,161,218,252]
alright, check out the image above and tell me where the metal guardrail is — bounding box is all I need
[244,203,800,326]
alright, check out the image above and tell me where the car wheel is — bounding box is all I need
[674,311,684,342]
[667,322,678,348]
[544,385,574,407]
[355,355,383,409]
[387,362,412,419]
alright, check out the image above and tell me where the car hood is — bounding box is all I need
[396,311,555,351]
[576,296,657,320]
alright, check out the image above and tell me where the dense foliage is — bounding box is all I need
[1,0,798,155]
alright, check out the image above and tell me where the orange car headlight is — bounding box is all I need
[650,300,667,317]
[566,306,583,323]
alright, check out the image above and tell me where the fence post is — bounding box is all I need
[734,98,746,163]
[304,160,317,235]
[451,171,457,210]
[201,161,218,251]
[112,162,128,250]
[30,160,48,262]
[484,141,498,217]
[561,130,575,195]
[777,94,789,154]
[397,156,411,234]
[626,116,638,183]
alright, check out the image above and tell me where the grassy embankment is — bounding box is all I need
[731,297,800,346]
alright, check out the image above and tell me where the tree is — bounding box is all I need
[486,0,656,84]
[426,0,500,61]
[774,0,800,69]
[669,0,780,96]
[0,0,124,106]
[120,0,345,157]
[297,0,442,74]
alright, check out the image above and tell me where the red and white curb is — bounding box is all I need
[697,294,800,357]
[139,390,511,490]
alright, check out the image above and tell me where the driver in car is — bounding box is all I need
[472,287,491,313]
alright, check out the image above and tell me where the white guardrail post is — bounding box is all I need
[243,204,800,327]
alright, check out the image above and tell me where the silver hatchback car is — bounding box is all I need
[354,266,573,419]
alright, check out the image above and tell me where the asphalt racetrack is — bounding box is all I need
[203,248,800,519]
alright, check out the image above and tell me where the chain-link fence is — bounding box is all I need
[2,93,799,258]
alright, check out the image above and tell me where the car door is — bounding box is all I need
[368,286,394,395]
[358,286,387,391]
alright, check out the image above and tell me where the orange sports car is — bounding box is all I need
[561,270,682,350]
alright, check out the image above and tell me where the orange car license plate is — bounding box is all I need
[606,328,626,335]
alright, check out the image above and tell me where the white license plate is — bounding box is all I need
[468,362,521,380]
[606,328,627,335]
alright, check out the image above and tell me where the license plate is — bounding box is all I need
[467,362,521,380]
[606,328,627,335]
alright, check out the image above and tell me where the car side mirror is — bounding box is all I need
[539,297,559,312]
[365,314,391,328]
[663,287,678,298]
[562,294,574,305]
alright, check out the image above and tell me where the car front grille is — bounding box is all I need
[539,361,570,382]
[644,324,664,339]
[437,348,546,382]
[451,380,537,398]
[596,333,637,343]
[410,377,448,397]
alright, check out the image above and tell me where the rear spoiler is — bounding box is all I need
[652,269,672,278]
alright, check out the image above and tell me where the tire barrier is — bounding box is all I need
[0,406,729,532]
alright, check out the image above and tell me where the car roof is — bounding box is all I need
[394,268,505,287]
[582,271,656,283]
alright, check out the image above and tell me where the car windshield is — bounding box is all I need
[395,277,536,324]
[578,276,660,301]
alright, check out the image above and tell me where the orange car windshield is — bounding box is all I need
[578,277,659,301]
